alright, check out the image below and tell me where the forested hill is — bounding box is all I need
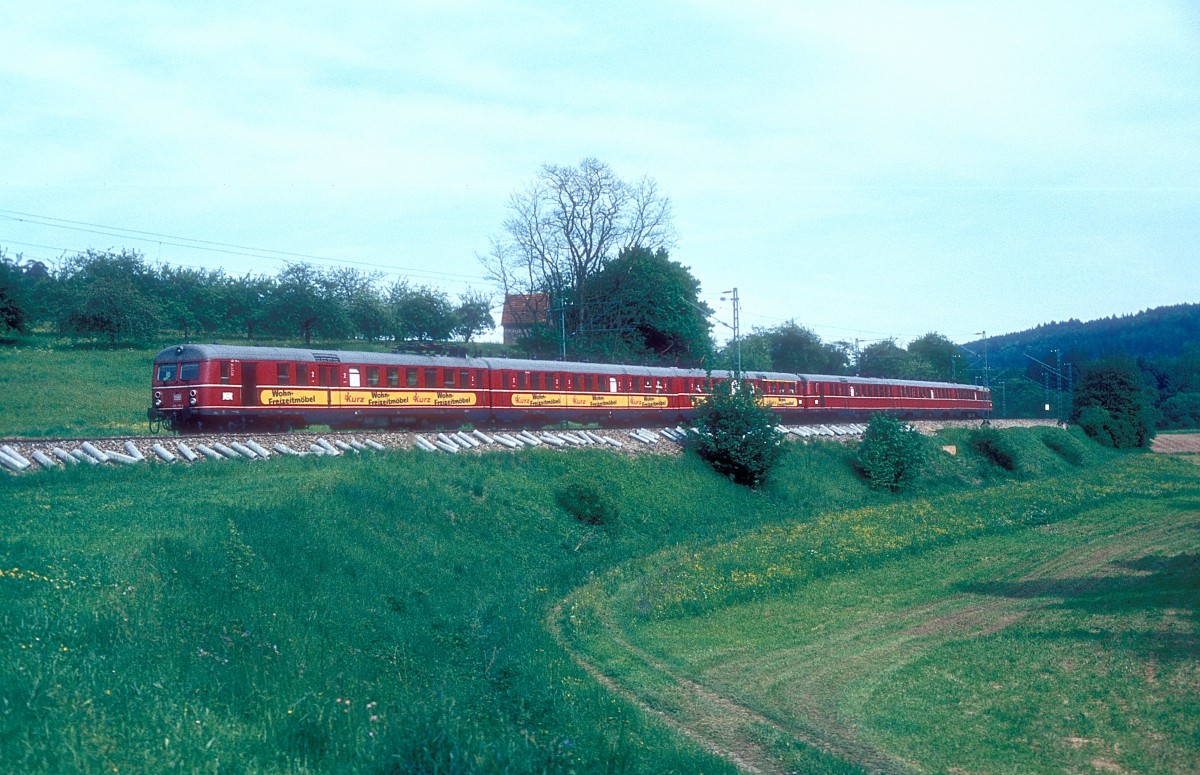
[965,303,1200,368]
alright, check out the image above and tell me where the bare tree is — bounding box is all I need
[481,158,676,349]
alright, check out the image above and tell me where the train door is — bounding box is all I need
[242,362,258,406]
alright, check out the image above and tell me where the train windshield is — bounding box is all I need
[180,362,200,381]
[156,364,177,382]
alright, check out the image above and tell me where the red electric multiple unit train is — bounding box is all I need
[148,343,992,433]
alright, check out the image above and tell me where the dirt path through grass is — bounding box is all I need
[556,495,1198,773]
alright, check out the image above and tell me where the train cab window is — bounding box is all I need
[386,368,399,387]
[276,364,291,385]
[180,362,200,381]
[156,364,177,382]
[367,367,380,387]
[348,368,361,388]
[220,361,231,384]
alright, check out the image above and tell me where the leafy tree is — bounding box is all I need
[1159,392,1200,429]
[857,339,908,378]
[765,321,848,374]
[325,267,387,341]
[896,353,938,381]
[1071,356,1155,448]
[389,281,456,341]
[856,413,928,491]
[55,249,163,343]
[719,331,772,373]
[0,251,29,335]
[454,289,495,342]
[158,265,226,339]
[271,264,327,345]
[582,247,712,364]
[481,158,676,345]
[727,323,848,375]
[218,273,277,339]
[688,379,786,488]
[906,332,968,383]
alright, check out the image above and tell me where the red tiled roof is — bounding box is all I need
[501,293,549,326]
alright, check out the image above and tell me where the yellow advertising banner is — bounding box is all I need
[689,394,800,408]
[512,393,566,408]
[344,390,477,407]
[568,394,626,408]
[259,389,477,408]
[260,389,327,406]
[513,393,670,409]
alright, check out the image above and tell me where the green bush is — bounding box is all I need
[557,472,620,526]
[969,427,1019,471]
[1071,357,1155,448]
[856,413,928,491]
[1040,427,1086,465]
[688,378,786,488]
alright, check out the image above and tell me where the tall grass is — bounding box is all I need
[2,445,822,773]
[0,417,1136,772]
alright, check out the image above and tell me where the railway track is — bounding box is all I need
[0,419,1053,474]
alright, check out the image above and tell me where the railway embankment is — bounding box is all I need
[0,418,1063,474]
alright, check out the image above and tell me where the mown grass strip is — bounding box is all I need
[558,455,1200,773]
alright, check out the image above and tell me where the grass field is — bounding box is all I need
[3,340,1196,772]
[0,342,157,437]
[559,455,1200,773]
[3,440,887,774]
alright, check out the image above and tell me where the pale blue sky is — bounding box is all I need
[3,1,1198,346]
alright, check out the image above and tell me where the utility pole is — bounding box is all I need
[721,288,741,375]
[975,331,989,388]
[1055,349,1063,422]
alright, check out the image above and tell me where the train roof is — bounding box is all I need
[151,343,491,369]
[796,373,988,390]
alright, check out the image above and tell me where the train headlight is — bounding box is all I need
[154,398,162,407]
[189,396,198,406]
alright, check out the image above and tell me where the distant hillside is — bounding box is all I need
[965,303,1200,368]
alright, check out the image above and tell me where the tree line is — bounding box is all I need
[0,248,495,346]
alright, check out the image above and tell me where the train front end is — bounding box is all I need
[148,344,227,432]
